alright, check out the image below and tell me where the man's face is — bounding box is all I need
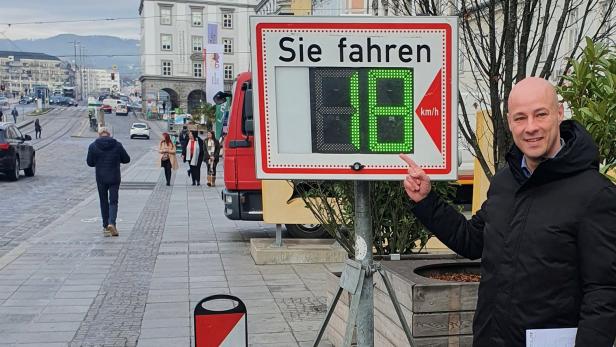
[507,82,564,161]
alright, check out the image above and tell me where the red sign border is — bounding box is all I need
[255,22,453,176]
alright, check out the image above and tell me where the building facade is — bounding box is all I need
[0,51,73,98]
[138,0,256,112]
[80,68,121,97]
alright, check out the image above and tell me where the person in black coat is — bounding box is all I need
[183,130,204,186]
[86,127,130,237]
[400,77,616,347]
[178,126,189,161]
[203,131,220,187]
[34,118,42,138]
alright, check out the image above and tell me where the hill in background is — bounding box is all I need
[0,34,140,80]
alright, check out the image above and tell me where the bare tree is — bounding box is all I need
[368,0,616,177]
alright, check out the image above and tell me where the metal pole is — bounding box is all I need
[354,180,373,346]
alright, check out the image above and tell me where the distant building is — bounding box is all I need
[0,51,73,98]
[80,68,121,97]
[138,0,256,112]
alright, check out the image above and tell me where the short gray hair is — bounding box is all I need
[98,126,111,136]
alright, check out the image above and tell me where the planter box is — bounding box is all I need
[326,257,479,346]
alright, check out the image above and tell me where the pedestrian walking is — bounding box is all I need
[204,130,220,187]
[178,126,190,176]
[182,130,203,186]
[11,107,18,123]
[400,77,616,346]
[86,127,130,237]
[34,119,42,139]
[0,109,4,122]
[159,132,178,186]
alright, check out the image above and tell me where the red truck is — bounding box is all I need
[220,71,327,238]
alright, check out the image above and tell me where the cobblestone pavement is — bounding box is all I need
[0,108,157,257]
[70,177,172,347]
[0,115,341,347]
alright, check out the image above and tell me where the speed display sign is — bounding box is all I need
[250,16,458,180]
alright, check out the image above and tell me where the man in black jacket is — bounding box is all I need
[400,77,616,346]
[86,127,130,237]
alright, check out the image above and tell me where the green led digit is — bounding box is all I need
[350,72,360,150]
[367,69,413,153]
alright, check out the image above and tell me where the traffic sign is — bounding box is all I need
[194,295,247,347]
[250,16,458,180]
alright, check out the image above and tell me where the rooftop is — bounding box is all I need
[0,51,61,61]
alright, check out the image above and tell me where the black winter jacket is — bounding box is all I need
[204,137,220,162]
[412,120,616,346]
[86,137,130,185]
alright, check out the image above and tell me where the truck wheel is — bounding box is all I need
[285,224,329,239]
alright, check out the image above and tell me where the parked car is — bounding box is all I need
[0,123,35,181]
[0,96,9,106]
[60,97,78,107]
[115,103,128,116]
[130,122,150,139]
[19,95,34,104]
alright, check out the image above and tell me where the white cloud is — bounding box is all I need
[0,1,140,40]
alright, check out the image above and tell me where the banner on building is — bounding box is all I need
[207,23,218,44]
[205,44,224,104]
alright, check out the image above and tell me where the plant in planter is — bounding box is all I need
[559,37,616,182]
[293,180,457,256]
[190,102,217,131]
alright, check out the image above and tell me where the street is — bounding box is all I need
[0,106,154,258]
[0,107,337,346]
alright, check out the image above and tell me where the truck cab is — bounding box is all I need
[221,72,262,221]
[220,72,327,238]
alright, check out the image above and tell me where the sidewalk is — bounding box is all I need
[0,146,340,346]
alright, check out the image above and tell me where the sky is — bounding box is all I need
[0,0,141,40]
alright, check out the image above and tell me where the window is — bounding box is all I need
[193,63,203,78]
[161,60,172,76]
[222,38,233,54]
[160,6,172,25]
[192,36,203,52]
[222,12,233,29]
[191,10,203,27]
[161,34,172,51]
[224,64,234,80]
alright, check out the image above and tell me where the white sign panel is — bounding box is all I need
[250,16,458,180]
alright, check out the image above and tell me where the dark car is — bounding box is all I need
[0,123,35,181]
[19,95,35,104]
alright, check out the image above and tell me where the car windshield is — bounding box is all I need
[132,124,147,129]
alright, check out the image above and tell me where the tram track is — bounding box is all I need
[18,107,86,152]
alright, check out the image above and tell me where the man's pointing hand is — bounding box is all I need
[399,154,431,203]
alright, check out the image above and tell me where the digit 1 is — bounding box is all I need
[350,71,360,150]
[367,69,413,152]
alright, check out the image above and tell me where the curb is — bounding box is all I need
[16,119,34,130]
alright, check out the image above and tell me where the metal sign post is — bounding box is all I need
[249,16,458,347]
[354,181,374,345]
[312,183,415,347]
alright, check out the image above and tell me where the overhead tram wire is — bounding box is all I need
[0,8,372,27]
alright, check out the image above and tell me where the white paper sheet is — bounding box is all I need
[526,328,577,347]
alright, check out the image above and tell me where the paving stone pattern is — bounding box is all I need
[70,177,171,347]
[0,109,156,257]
